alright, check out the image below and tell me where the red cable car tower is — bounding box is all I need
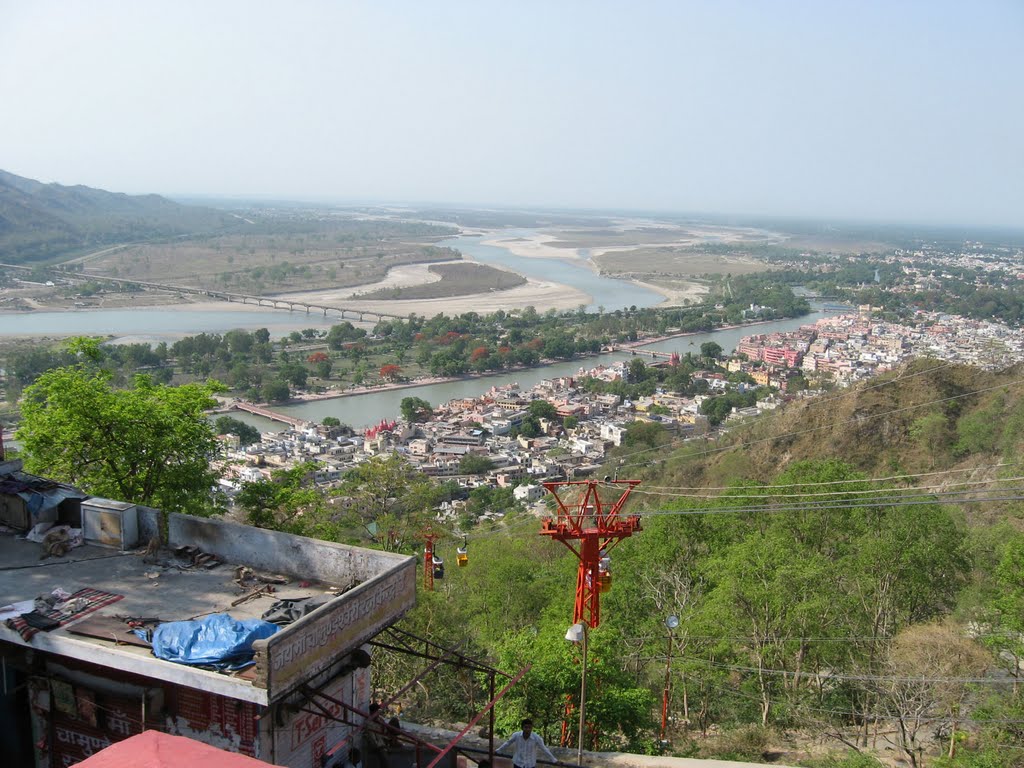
[540,479,642,628]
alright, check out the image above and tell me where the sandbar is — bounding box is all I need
[273,275,592,317]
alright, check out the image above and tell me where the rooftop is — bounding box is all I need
[0,499,415,705]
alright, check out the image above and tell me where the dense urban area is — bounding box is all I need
[2,194,1024,768]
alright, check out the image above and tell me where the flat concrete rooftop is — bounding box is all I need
[0,510,416,705]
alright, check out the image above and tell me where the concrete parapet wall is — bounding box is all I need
[164,512,410,584]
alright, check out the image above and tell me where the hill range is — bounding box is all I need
[0,169,234,263]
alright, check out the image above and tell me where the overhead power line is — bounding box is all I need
[631,474,1024,501]
[630,491,1024,517]
[609,374,1024,467]
[637,461,1023,493]
[706,680,1024,727]
[653,655,1024,685]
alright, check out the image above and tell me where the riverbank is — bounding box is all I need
[275,275,592,317]
[478,230,708,309]
[243,313,816,415]
[287,374,469,403]
[628,276,710,307]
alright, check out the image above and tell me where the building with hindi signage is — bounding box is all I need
[0,459,416,768]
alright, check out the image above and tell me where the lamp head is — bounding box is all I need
[665,615,679,630]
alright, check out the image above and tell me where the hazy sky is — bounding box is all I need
[1,1,1021,226]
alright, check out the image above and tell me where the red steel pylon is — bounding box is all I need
[539,479,641,628]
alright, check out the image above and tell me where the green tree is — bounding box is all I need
[700,341,723,361]
[400,396,433,423]
[315,358,333,379]
[983,531,1024,688]
[17,367,224,517]
[528,399,558,420]
[459,453,495,475]
[334,454,435,550]
[279,362,309,388]
[261,379,290,403]
[236,462,324,531]
[621,420,667,448]
[214,415,261,446]
[326,321,367,349]
[517,416,542,438]
[954,406,1000,457]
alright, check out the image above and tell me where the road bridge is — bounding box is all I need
[0,263,406,322]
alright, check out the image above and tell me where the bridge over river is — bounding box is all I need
[0,263,405,323]
[233,402,309,428]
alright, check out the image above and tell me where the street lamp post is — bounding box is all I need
[565,622,588,765]
[660,615,679,744]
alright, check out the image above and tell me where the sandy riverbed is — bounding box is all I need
[273,275,592,316]
[632,278,710,307]
[478,230,710,308]
[480,231,586,261]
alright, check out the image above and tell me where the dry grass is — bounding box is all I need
[355,263,526,300]
[77,234,458,295]
[594,247,773,277]
[544,228,702,249]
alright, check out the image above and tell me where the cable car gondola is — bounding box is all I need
[598,549,612,593]
[456,536,468,567]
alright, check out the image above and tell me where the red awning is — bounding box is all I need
[75,730,283,768]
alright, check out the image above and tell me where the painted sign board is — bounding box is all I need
[260,559,415,699]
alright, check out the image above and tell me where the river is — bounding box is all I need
[0,307,338,342]
[1,230,843,430]
[437,231,664,312]
[0,231,662,340]
[229,305,842,432]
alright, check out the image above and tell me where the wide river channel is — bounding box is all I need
[0,231,846,430]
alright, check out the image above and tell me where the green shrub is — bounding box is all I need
[702,725,772,761]
[798,752,885,768]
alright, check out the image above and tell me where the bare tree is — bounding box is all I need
[881,621,991,767]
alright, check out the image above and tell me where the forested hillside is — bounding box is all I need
[629,359,1024,523]
[0,169,233,262]
[378,361,1024,768]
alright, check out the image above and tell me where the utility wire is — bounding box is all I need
[608,374,1024,468]
[465,486,1023,545]
[701,680,1024,727]
[652,655,1023,685]
[630,492,1024,517]
[636,461,1024,493]
[630,474,1024,501]
[615,632,1023,644]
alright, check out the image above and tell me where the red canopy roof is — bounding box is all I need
[75,730,283,768]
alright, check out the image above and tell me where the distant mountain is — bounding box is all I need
[0,169,234,263]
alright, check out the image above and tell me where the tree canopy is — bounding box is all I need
[215,415,261,446]
[17,365,225,517]
[400,396,433,423]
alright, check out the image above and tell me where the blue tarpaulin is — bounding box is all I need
[150,613,279,666]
